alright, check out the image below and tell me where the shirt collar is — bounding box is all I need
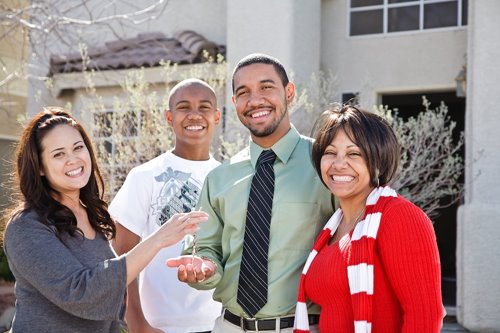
[249,125,301,169]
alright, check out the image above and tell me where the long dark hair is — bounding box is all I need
[7,107,116,239]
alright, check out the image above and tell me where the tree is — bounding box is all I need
[376,98,464,219]
[80,53,226,199]
[0,0,170,93]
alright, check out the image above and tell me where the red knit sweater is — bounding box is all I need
[304,197,443,332]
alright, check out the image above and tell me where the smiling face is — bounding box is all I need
[166,82,220,157]
[320,129,373,203]
[232,63,295,147]
[39,124,92,199]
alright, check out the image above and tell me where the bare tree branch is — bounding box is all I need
[377,97,465,219]
[0,0,170,96]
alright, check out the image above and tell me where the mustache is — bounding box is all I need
[184,122,206,126]
[243,105,274,116]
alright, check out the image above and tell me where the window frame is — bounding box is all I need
[348,0,467,37]
[91,108,143,165]
[90,108,149,194]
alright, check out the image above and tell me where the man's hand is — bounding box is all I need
[166,255,216,283]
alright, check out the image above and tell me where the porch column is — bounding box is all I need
[457,0,500,330]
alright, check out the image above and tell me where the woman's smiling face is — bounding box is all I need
[320,128,372,202]
[39,124,92,198]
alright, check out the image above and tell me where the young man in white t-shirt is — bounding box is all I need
[109,79,222,333]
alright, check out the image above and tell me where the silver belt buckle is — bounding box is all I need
[240,316,246,331]
[241,317,259,332]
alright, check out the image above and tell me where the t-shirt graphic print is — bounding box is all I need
[152,167,203,226]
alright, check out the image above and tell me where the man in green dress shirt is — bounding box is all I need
[167,53,334,332]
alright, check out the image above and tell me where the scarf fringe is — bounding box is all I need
[293,301,309,331]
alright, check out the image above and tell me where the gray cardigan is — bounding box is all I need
[3,210,127,333]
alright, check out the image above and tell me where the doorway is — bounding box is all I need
[381,91,465,307]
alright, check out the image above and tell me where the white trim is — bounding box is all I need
[382,1,388,35]
[376,85,457,96]
[419,0,424,30]
[348,25,467,40]
[51,63,224,97]
[0,134,18,141]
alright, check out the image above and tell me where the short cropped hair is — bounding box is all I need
[168,78,217,110]
[231,53,289,92]
[311,104,400,188]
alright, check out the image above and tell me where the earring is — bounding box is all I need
[374,168,380,187]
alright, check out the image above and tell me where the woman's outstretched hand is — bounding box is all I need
[153,211,208,248]
[123,211,208,285]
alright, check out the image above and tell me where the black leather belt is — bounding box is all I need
[223,309,319,331]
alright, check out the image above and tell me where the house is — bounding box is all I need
[47,30,227,195]
[30,0,500,330]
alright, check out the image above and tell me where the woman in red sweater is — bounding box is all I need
[294,105,443,333]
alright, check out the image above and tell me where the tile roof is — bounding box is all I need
[49,30,224,75]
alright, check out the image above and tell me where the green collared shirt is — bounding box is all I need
[183,126,334,319]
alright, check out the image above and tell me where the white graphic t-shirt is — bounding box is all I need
[109,151,221,333]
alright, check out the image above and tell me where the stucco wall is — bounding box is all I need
[130,0,226,46]
[0,95,24,138]
[227,0,320,84]
[225,0,322,139]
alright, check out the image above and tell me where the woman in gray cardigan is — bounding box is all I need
[2,107,207,333]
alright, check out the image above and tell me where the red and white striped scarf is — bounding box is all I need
[294,186,398,333]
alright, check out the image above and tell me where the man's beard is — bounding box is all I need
[247,105,288,138]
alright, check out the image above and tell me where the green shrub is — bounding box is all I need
[0,249,15,282]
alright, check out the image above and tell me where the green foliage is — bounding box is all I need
[0,249,14,282]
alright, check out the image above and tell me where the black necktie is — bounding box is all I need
[237,149,277,317]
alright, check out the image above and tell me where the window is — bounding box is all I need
[342,92,360,105]
[91,109,141,164]
[91,108,168,196]
[349,0,467,36]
